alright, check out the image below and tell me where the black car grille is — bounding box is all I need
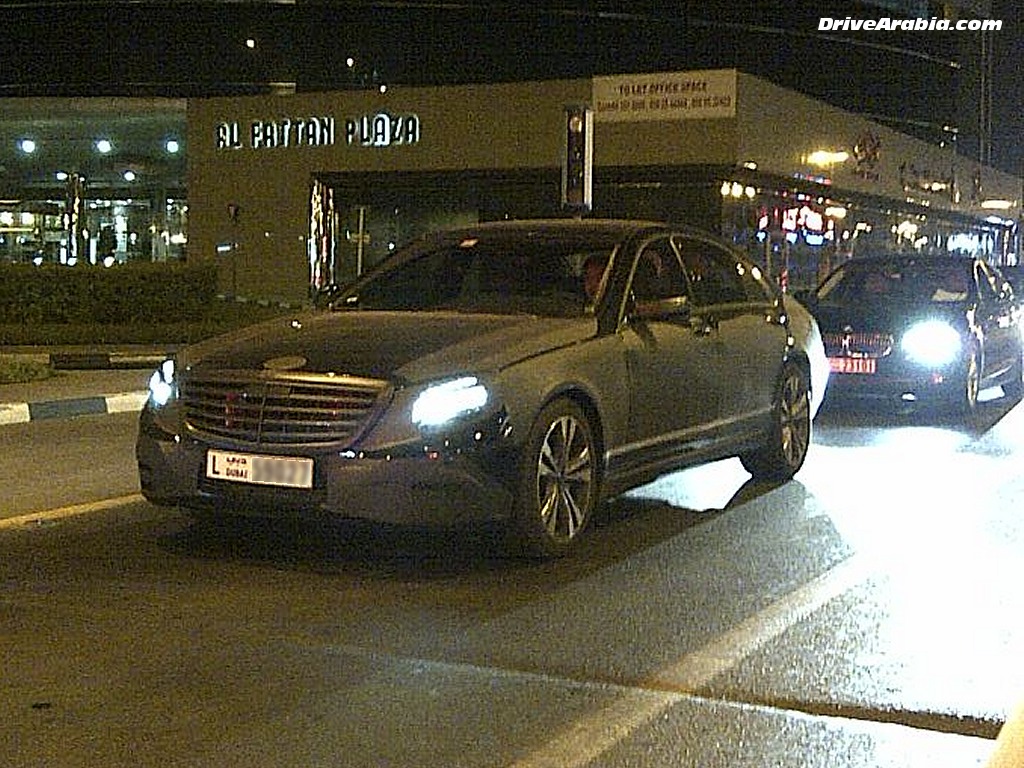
[181,372,390,446]
[823,331,894,359]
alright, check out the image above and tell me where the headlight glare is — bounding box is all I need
[411,376,488,428]
[148,358,176,407]
[901,320,962,367]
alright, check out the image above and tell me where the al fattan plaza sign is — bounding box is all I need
[215,112,421,150]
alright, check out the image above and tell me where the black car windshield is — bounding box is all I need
[817,259,973,307]
[337,234,617,317]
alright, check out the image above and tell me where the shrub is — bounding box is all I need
[0,261,219,325]
[0,262,296,345]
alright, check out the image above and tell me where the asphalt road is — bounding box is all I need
[3,395,1024,767]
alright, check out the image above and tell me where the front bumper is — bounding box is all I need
[136,406,518,527]
[825,362,966,407]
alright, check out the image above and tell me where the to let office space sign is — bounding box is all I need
[593,70,737,122]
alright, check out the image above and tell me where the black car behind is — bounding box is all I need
[802,253,1023,414]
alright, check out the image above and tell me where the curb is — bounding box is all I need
[49,352,168,370]
[0,391,148,426]
[1,348,162,427]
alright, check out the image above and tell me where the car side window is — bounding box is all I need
[975,262,1001,305]
[672,236,748,306]
[978,262,1012,305]
[631,237,689,303]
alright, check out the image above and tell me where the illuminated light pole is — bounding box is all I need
[562,105,593,216]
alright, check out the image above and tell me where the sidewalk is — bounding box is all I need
[0,346,168,426]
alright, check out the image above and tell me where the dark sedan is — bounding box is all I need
[802,253,1023,414]
[137,219,815,557]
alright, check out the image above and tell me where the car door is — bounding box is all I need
[617,234,722,473]
[672,234,788,431]
[975,261,1020,381]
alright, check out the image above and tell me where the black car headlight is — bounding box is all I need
[901,320,962,367]
[147,358,177,407]
[411,376,489,428]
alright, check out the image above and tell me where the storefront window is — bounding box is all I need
[306,168,1015,298]
[722,187,1016,291]
[1,194,187,266]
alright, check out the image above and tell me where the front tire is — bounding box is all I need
[512,398,598,558]
[740,361,811,481]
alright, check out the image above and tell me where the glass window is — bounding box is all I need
[630,237,689,303]
[673,235,747,306]
[976,262,1002,303]
[819,259,976,307]
[342,235,614,318]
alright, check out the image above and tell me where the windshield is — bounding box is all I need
[817,259,973,307]
[336,234,617,318]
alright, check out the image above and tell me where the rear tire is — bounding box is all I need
[740,361,811,481]
[961,349,981,414]
[512,399,598,558]
[1003,347,1024,401]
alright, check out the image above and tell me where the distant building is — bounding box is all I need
[1,0,1016,306]
[183,70,1020,302]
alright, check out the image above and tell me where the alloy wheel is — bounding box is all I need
[515,399,597,557]
[535,414,593,540]
[964,351,980,412]
[740,361,810,481]
[778,366,811,471]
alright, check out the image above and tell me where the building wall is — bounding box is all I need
[591,70,740,168]
[735,72,1021,215]
[187,80,590,300]
[187,70,1020,302]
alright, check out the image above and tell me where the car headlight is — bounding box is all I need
[411,376,489,428]
[147,358,177,407]
[901,320,962,367]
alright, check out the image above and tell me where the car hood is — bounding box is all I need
[812,300,968,333]
[181,309,596,384]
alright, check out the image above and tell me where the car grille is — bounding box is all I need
[181,372,390,446]
[823,331,894,359]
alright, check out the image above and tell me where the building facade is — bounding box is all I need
[0,97,187,267]
[186,69,1021,302]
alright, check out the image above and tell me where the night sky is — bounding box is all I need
[2,1,1021,174]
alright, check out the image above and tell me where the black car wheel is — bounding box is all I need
[513,398,598,558]
[962,349,981,413]
[740,361,811,481]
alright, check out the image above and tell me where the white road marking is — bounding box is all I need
[105,391,149,413]
[0,402,31,425]
[0,391,147,427]
[512,553,873,768]
[0,493,144,531]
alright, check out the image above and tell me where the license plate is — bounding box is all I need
[828,356,877,375]
[206,450,314,489]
